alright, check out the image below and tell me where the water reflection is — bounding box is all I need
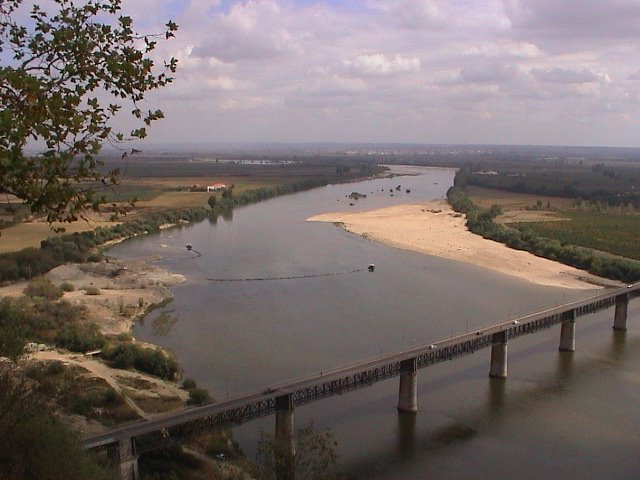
[221,208,233,222]
[555,351,575,381]
[395,412,416,459]
[487,377,507,422]
[151,310,178,337]
[609,329,627,361]
[425,423,477,451]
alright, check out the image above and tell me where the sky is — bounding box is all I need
[118,1,640,146]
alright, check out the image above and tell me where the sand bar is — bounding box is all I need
[308,200,614,290]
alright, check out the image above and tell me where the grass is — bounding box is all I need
[514,210,640,260]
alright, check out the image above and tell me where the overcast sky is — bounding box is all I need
[122,0,640,147]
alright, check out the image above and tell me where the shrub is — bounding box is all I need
[103,343,179,380]
[84,286,101,295]
[181,378,197,390]
[187,387,211,405]
[24,277,64,300]
[55,323,106,353]
[45,361,65,376]
[60,282,75,292]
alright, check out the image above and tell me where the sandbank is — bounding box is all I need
[308,200,614,290]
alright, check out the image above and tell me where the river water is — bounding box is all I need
[109,167,640,479]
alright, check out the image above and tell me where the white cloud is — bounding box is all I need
[343,54,421,76]
[463,42,542,59]
[191,1,301,62]
[396,0,449,30]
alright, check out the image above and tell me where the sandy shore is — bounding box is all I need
[308,200,614,290]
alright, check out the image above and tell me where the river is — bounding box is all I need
[109,166,640,479]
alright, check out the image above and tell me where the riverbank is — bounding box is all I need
[308,200,617,290]
[0,258,190,435]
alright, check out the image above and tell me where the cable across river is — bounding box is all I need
[206,267,372,282]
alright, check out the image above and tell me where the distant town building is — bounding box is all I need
[207,183,226,192]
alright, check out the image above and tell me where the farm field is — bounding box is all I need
[468,186,640,261]
[468,186,575,211]
[0,178,282,254]
[100,176,295,205]
[0,214,120,254]
[514,210,640,261]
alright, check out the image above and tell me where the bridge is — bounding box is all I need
[84,284,639,479]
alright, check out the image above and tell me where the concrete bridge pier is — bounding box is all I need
[397,358,418,413]
[559,309,576,352]
[614,293,629,331]
[489,331,508,378]
[275,394,296,480]
[117,438,139,480]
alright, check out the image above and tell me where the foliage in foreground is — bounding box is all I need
[447,178,640,283]
[0,367,115,480]
[138,444,210,480]
[0,0,177,223]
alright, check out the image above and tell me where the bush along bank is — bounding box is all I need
[0,175,354,283]
[446,181,640,284]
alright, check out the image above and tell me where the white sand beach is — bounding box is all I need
[308,200,614,290]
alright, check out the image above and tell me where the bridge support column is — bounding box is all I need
[275,394,295,480]
[397,358,418,413]
[614,293,629,331]
[559,309,576,352]
[117,438,139,480]
[489,331,508,379]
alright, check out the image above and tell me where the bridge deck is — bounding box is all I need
[82,284,639,450]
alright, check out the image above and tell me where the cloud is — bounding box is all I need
[462,42,542,59]
[343,54,421,76]
[396,0,449,30]
[504,0,640,48]
[111,0,640,146]
[531,68,605,84]
[457,63,518,84]
[191,1,300,62]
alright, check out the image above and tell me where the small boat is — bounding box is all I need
[186,244,193,251]
[368,264,375,272]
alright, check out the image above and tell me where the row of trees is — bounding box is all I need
[458,165,640,209]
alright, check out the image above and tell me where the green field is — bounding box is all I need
[514,211,640,260]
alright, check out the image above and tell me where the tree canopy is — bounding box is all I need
[0,0,177,224]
